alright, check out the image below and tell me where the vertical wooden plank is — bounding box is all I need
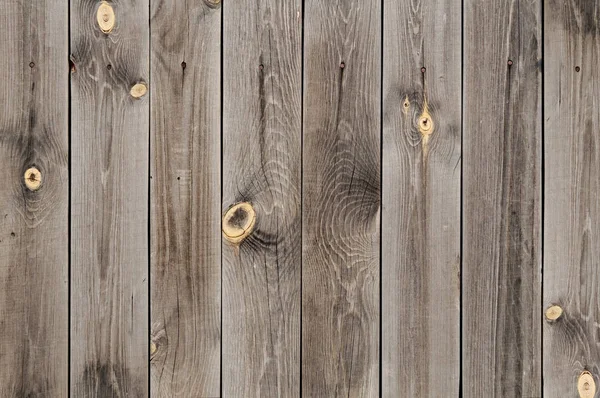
[149,1,221,396]
[222,0,302,396]
[544,2,600,396]
[382,0,461,395]
[0,1,68,395]
[70,0,149,395]
[302,1,381,396]
[463,0,541,396]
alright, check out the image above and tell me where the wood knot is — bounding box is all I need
[418,114,433,135]
[222,202,256,244]
[130,83,148,99]
[544,305,563,322]
[150,341,157,359]
[24,167,42,191]
[97,2,115,34]
[402,96,410,113]
[578,371,596,398]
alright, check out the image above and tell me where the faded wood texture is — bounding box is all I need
[150,1,221,396]
[0,0,68,395]
[462,0,542,396]
[302,1,381,396]
[544,1,600,396]
[382,0,461,396]
[222,0,302,396]
[70,0,149,395]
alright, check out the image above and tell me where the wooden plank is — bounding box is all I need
[462,0,541,396]
[0,1,68,395]
[70,0,149,395]
[149,0,221,396]
[222,0,302,396]
[381,0,461,395]
[302,1,381,396]
[544,2,600,396]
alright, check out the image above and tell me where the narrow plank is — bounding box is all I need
[302,1,381,396]
[0,1,68,395]
[382,0,461,395]
[544,2,600,396]
[462,0,542,396]
[150,0,221,396]
[222,0,302,396]
[70,0,149,395]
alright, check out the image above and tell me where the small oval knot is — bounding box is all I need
[130,83,148,99]
[222,202,256,244]
[24,167,42,191]
[578,371,596,398]
[97,2,115,34]
[544,305,563,322]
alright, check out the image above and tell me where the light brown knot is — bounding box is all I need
[97,2,115,33]
[130,83,148,99]
[544,305,563,322]
[222,202,256,244]
[24,167,42,191]
[578,371,596,398]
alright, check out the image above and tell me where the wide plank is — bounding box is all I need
[70,0,150,395]
[222,0,302,396]
[382,0,461,396]
[302,1,381,396]
[462,0,542,396]
[0,0,68,395]
[150,1,221,396]
[544,2,600,396]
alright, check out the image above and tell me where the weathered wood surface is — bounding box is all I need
[150,1,221,396]
[0,0,68,395]
[222,0,302,396]
[302,1,381,396]
[544,1,600,396]
[70,0,149,395]
[462,0,542,396]
[382,0,461,396]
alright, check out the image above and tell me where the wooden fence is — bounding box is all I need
[0,0,597,396]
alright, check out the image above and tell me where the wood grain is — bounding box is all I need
[222,0,302,396]
[70,0,149,395]
[0,0,68,395]
[150,0,221,396]
[462,0,542,396]
[544,2,600,396]
[302,1,381,396]
[382,0,461,396]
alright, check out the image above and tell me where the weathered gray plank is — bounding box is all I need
[0,1,68,395]
[462,0,542,396]
[382,0,461,395]
[70,0,149,395]
[302,1,381,396]
[222,0,302,396]
[544,2,600,396]
[150,1,221,396]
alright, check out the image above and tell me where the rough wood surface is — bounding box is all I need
[222,0,302,396]
[70,0,149,395]
[0,1,68,395]
[544,2,600,396]
[302,1,381,396]
[382,0,461,396]
[462,0,542,396]
[150,0,221,396]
